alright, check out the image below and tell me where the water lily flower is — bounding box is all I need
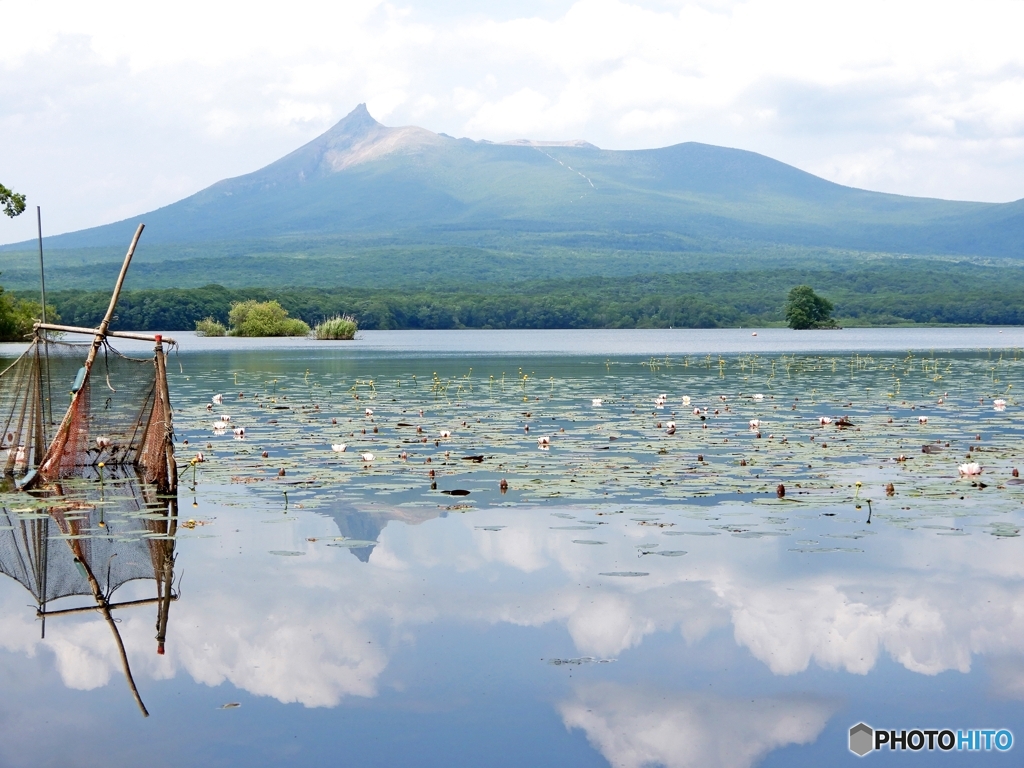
[682,396,691,406]
[365,408,374,417]
[232,427,245,438]
[753,394,764,401]
[749,419,761,429]
[331,444,347,452]
[918,416,928,424]
[95,436,112,450]
[537,436,550,445]
[439,430,452,438]
[592,398,603,406]
[692,408,701,415]
[213,420,228,430]
[819,416,832,425]
[361,452,375,462]
[212,394,223,404]
[958,462,982,476]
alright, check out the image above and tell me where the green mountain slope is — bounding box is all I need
[2,104,1022,291]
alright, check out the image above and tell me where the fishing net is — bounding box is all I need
[0,468,177,632]
[0,336,175,490]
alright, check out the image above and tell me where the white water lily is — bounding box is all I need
[360,452,375,462]
[749,419,761,429]
[692,408,701,415]
[364,408,374,417]
[819,416,832,425]
[219,414,231,422]
[213,420,228,430]
[331,444,347,452]
[682,396,690,406]
[232,427,245,438]
[591,398,603,407]
[753,394,764,401]
[537,436,550,446]
[959,462,982,476]
[918,416,928,424]
[212,394,223,404]
[439,430,451,438]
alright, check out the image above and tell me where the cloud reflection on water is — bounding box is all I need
[1,497,1022,739]
[559,683,836,768]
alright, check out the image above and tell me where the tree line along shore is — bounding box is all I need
[7,260,1023,334]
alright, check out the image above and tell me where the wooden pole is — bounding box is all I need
[38,594,178,618]
[39,225,145,481]
[97,224,144,341]
[33,322,175,345]
[154,340,177,493]
[65,532,149,717]
[36,207,47,325]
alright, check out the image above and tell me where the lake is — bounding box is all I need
[1,328,1022,767]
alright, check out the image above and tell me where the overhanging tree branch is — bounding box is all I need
[1,183,27,218]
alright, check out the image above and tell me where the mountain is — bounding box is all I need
[2,104,1023,290]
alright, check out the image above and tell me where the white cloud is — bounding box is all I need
[1,0,1023,243]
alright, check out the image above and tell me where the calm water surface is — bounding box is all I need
[1,329,1023,767]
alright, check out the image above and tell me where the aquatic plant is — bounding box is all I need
[195,317,226,337]
[313,314,357,340]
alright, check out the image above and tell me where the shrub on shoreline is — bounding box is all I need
[195,317,227,336]
[228,300,309,337]
[313,314,357,340]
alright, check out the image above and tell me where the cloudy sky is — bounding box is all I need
[2,0,1023,244]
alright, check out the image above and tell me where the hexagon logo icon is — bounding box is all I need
[849,723,874,756]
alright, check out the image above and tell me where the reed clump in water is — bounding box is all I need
[313,314,358,340]
[195,317,226,337]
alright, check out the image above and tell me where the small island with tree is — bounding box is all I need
[195,300,358,339]
[785,285,838,330]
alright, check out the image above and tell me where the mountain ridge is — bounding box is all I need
[2,104,1022,271]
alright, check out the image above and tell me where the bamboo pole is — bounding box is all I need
[39,225,145,480]
[154,496,177,655]
[35,211,54,430]
[36,207,47,326]
[154,341,177,493]
[33,322,176,345]
[66,531,150,717]
[37,594,178,618]
[96,224,144,341]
